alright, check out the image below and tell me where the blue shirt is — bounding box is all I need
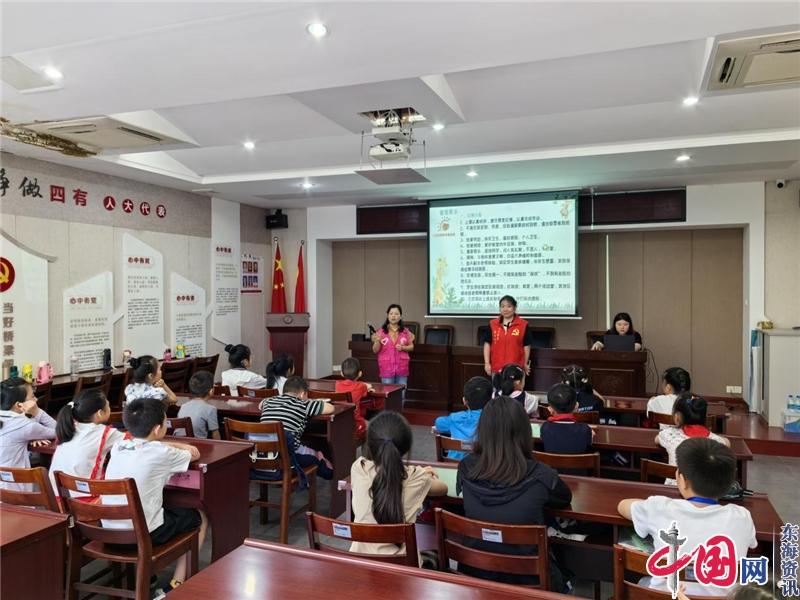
[434,409,482,460]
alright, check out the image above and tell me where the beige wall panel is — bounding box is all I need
[364,241,401,324]
[241,240,268,374]
[0,214,16,236]
[691,229,743,394]
[558,233,602,349]
[68,222,115,286]
[332,242,366,365]
[609,232,644,326]
[765,181,800,328]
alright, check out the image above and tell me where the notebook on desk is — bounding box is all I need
[603,334,635,351]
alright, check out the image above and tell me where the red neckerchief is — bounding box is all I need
[683,425,710,438]
[547,413,576,423]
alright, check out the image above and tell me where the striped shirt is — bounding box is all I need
[259,394,326,449]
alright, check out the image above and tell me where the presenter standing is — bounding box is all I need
[483,295,533,376]
[371,304,415,390]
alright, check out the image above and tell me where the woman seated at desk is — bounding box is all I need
[591,312,643,352]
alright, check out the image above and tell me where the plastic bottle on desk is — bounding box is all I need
[70,355,79,377]
[163,348,172,362]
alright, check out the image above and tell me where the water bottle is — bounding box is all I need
[70,355,79,377]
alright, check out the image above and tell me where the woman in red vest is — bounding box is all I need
[482,295,534,376]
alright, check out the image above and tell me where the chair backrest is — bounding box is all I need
[648,411,715,429]
[213,383,232,396]
[107,411,125,429]
[305,511,419,566]
[0,466,59,512]
[434,434,473,463]
[640,459,677,483]
[74,372,113,397]
[571,411,600,424]
[476,324,490,346]
[586,330,605,349]
[237,386,277,399]
[33,381,52,412]
[435,508,549,588]
[113,368,133,409]
[161,359,194,393]
[307,390,352,403]
[224,418,290,475]
[529,327,555,349]
[424,325,454,346]
[532,451,601,477]
[53,471,152,551]
[191,354,219,377]
[165,416,195,438]
[403,321,420,340]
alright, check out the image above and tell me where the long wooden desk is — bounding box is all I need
[0,505,70,600]
[165,539,572,599]
[349,341,647,411]
[174,394,356,517]
[306,378,404,414]
[600,395,729,432]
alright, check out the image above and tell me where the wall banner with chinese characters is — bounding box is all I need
[0,232,50,369]
[241,254,263,294]
[171,273,206,359]
[62,272,113,371]
[211,198,241,343]
[122,233,165,356]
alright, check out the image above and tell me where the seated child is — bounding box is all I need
[647,367,691,417]
[540,383,593,455]
[618,437,756,596]
[657,392,729,485]
[561,364,604,413]
[259,376,335,479]
[103,398,207,590]
[49,388,126,496]
[265,353,294,395]
[177,371,220,439]
[335,357,376,438]
[221,344,267,395]
[124,355,177,406]
[493,363,538,415]
[351,411,447,559]
[0,377,56,473]
[433,376,493,460]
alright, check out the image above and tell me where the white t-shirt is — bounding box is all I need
[647,393,678,416]
[221,368,267,396]
[102,439,191,531]
[124,383,167,405]
[630,495,757,596]
[49,422,126,497]
[657,427,728,485]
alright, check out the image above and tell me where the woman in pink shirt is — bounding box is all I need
[371,304,415,396]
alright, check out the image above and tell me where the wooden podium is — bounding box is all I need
[266,313,309,377]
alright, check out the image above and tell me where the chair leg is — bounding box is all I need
[259,485,269,525]
[135,563,151,600]
[308,471,317,514]
[188,531,200,577]
[594,580,602,600]
[65,544,82,600]
[279,485,291,544]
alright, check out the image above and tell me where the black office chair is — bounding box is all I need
[424,325,454,345]
[529,327,555,349]
[476,325,490,346]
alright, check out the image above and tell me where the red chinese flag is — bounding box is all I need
[294,245,306,313]
[270,242,287,313]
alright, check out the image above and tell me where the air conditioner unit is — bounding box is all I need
[704,30,800,92]
[23,116,184,152]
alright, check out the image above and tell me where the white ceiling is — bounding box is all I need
[1,2,799,208]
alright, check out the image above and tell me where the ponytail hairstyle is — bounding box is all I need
[225,344,251,369]
[129,355,158,384]
[672,392,707,427]
[663,367,691,395]
[266,353,294,388]
[56,389,108,443]
[380,304,404,334]
[366,411,413,524]
[493,363,525,397]
[0,377,31,429]
[561,364,592,394]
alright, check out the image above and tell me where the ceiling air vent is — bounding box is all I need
[22,116,182,152]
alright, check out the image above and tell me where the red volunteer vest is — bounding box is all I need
[489,316,529,373]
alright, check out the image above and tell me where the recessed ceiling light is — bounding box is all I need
[301,181,314,189]
[42,66,63,81]
[676,154,691,162]
[682,96,699,106]
[306,22,328,38]
[466,170,478,178]
[432,123,445,131]
[243,141,255,150]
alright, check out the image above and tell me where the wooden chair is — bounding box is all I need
[434,508,549,588]
[0,466,59,512]
[190,354,219,378]
[165,417,195,438]
[647,411,715,429]
[225,418,317,544]
[213,383,232,396]
[308,390,352,404]
[424,325,454,346]
[33,381,52,412]
[74,372,113,398]
[237,386,277,399]
[114,368,133,409]
[107,411,125,430]
[434,433,473,463]
[640,459,677,483]
[532,451,601,477]
[404,321,420,340]
[305,511,419,567]
[54,471,200,600]
[529,327,556,349]
[476,324,490,346]
[160,359,194,393]
[586,330,605,349]
[571,411,600,424]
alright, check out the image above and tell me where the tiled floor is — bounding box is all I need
[181,426,800,598]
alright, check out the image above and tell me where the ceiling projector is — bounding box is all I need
[369,142,410,161]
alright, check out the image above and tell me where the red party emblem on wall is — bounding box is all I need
[0,257,16,292]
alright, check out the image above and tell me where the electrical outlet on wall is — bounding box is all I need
[726,385,743,394]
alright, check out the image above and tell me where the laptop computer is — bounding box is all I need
[603,334,635,351]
